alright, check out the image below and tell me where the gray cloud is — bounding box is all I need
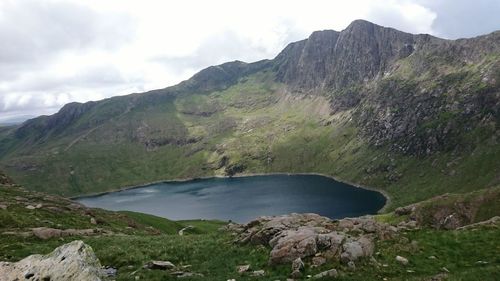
[0,0,137,120]
[152,31,277,75]
[14,65,130,93]
[0,64,143,118]
[418,0,500,39]
[0,0,135,77]
[151,21,308,81]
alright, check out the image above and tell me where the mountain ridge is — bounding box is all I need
[0,19,498,209]
[10,20,499,137]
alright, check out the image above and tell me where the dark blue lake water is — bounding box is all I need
[77,174,386,223]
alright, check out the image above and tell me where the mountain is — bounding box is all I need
[0,20,499,208]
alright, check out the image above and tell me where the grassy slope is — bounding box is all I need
[1,68,499,209]
[1,182,499,280]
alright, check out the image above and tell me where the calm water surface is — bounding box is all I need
[77,175,386,223]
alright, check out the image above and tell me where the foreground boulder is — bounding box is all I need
[0,240,104,281]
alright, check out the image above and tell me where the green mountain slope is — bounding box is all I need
[0,20,499,209]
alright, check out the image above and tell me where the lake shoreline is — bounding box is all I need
[72,172,391,214]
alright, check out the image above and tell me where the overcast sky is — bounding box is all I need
[1,0,499,122]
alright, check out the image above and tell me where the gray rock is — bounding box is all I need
[341,241,364,263]
[337,219,354,230]
[32,227,63,239]
[237,264,250,273]
[317,232,345,249]
[291,257,304,272]
[102,266,117,277]
[250,270,265,277]
[347,261,356,270]
[290,269,302,279]
[177,272,204,278]
[269,228,318,264]
[395,206,415,216]
[231,213,383,265]
[0,240,103,281]
[357,236,375,256]
[32,227,97,240]
[145,260,175,270]
[313,269,338,279]
[312,256,326,267]
[395,255,409,265]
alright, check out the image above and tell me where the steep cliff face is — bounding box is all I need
[272,20,499,155]
[274,30,339,91]
[274,20,442,91]
[353,31,500,155]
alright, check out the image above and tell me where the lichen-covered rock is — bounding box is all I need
[0,240,103,281]
[340,241,364,263]
[269,227,319,264]
[312,256,327,267]
[313,269,338,279]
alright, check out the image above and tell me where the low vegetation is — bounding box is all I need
[1,179,499,280]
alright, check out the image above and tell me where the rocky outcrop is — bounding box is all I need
[272,20,500,155]
[393,187,500,229]
[32,227,99,240]
[0,240,104,281]
[274,20,444,92]
[229,213,399,265]
[0,171,14,186]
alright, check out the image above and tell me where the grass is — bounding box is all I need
[1,180,500,280]
[3,227,498,281]
[2,196,499,280]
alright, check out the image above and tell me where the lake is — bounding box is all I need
[77,174,386,223]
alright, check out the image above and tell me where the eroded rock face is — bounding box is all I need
[230,213,397,265]
[0,240,103,281]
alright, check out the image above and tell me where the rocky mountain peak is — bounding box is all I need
[274,19,425,91]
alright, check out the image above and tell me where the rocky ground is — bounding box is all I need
[2,209,499,281]
[228,213,402,278]
[225,210,443,280]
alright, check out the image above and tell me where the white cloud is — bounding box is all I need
[0,0,498,121]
